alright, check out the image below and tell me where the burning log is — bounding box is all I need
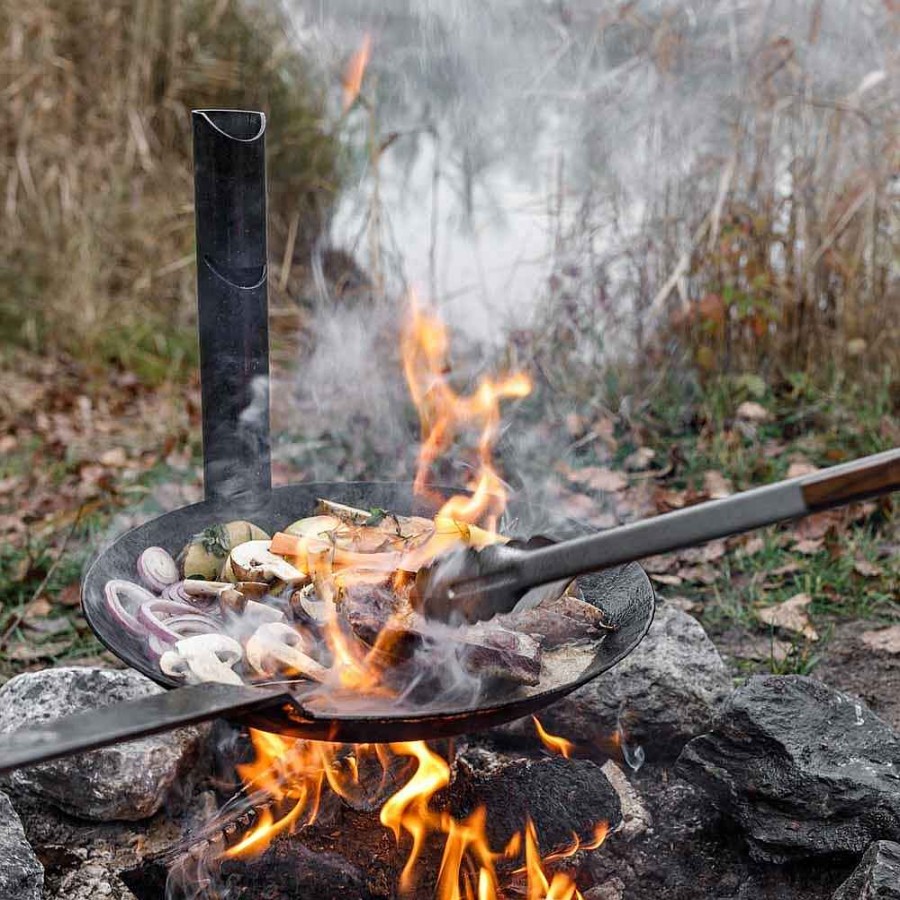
[449,744,622,857]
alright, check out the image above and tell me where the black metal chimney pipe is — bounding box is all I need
[192,109,271,501]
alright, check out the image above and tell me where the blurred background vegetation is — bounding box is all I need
[0,0,339,382]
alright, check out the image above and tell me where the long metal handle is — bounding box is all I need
[192,110,271,501]
[0,683,290,775]
[515,447,900,590]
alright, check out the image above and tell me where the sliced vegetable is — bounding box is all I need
[228,540,306,584]
[159,633,244,685]
[104,580,155,635]
[139,598,221,643]
[137,547,179,593]
[245,622,326,681]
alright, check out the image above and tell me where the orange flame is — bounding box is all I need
[226,732,608,899]
[533,717,574,759]
[401,292,531,530]
[342,33,372,112]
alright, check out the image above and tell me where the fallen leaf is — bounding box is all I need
[624,447,656,472]
[733,635,792,663]
[736,401,770,422]
[787,460,819,478]
[860,625,900,654]
[678,540,727,564]
[24,616,73,637]
[703,470,733,499]
[739,536,766,557]
[756,593,819,641]
[643,554,677,574]
[794,538,824,555]
[58,582,81,607]
[567,466,628,493]
[99,447,128,467]
[24,597,53,619]
[666,597,699,613]
[853,559,882,578]
[655,488,688,511]
[768,561,803,578]
[7,639,73,661]
[649,573,683,586]
[676,564,718,585]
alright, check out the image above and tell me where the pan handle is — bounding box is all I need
[192,110,271,502]
[801,448,900,512]
[0,682,290,775]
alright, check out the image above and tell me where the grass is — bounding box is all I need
[0,0,342,384]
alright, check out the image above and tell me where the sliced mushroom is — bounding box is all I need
[245,622,327,681]
[290,583,335,624]
[228,540,307,584]
[179,521,270,580]
[159,633,244,685]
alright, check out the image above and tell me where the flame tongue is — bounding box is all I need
[402,293,531,530]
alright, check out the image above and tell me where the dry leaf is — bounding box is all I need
[853,559,882,578]
[666,597,698,613]
[676,565,718,585]
[58,582,81,607]
[768,561,802,578]
[624,447,656,472]
[794,538,824,555]
[7,639,72,661]
[740,536,766,557]
[100,446,128,467]
[860,625,900,654]
[756,593,819,641]
[24,597,52,619]
[703,470,733,499]
[650,573,683,586]
[567,466,628,493]
[643,555,677,574]
[736,401,769,422]
[787,460,819,478]
[734,635,792,663]
[24,616,73,637]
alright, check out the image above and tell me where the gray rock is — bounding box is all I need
[677,675,900,862]
[449,743,622,854]
[0,667,206,822]
[833,841,900,900]
[0,790,43,900]
[506,603,732,760]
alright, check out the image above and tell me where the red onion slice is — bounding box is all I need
[104,580,154,635]
[137,547,179,593]
[139,599,220,643]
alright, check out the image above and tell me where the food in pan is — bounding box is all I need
[104,499,610,695]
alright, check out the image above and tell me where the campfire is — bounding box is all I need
[149,296,611,899]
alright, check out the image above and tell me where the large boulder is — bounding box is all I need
[677,675,900,862]
[833,841,900,899]
[0,667,207,821]
[0,790,43,900]
[506,603,732,760]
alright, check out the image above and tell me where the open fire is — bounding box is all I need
[179,295,608,898]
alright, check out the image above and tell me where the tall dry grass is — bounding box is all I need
[0,0,339,379]
[524,1,899,404]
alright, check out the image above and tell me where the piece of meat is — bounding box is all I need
[457,623,543,686]
[497,592,611,648]
[339,585,542,686]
